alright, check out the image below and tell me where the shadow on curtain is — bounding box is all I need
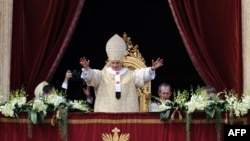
[168,0,242,95]
[11,0,85,100]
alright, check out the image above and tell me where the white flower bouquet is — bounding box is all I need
[224,90,250,118]
[69,100,91,112]
[0,88,27,117]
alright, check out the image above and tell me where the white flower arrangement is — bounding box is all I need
[1,86,250,121]
[69,100,91,112]
[0,102,15,117]
[185,94,208,114]
[224,90,250,117]
[173,89,189,109]
[151,96,173,112]
[241,93,250,109]
[44,93,66,108]
[0,87,92,121]
[32,98,48,115]
[180,88,250,119]
[0,88,27,117]
[0,87,92,141]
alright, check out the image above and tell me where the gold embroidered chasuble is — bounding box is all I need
[85,67,153,112]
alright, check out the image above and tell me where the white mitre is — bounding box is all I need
[106,34,126,61]
[34,81,48,98]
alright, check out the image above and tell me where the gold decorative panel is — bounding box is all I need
[102,127,130,141]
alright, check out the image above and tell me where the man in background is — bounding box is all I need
[150,82,172,112]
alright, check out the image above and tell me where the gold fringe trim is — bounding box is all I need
[0,117,247,125]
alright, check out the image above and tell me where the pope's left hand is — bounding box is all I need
[151,57,164,70]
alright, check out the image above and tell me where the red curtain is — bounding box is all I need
[167,0,242,95]
[10,0,243,98]
[1,112,249,141]
[11,0,85,99]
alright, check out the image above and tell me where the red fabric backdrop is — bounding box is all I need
[168,0,242,95]
[10,0,243,99]
[0,112,249,141]
[11,0,85,99]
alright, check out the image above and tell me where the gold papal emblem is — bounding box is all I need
[102,127,130,141]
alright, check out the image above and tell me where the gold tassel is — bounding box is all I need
[229,106,234,118]
[51,109,61,126]
[56,109,61,119]
[177,110,183,120]
[171,107,182,120]
[50,114,56,126]
[170,109,177,120]
[224,112,228,124]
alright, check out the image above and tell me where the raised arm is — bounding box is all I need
[79,57,90,69]
[151,57,164,70]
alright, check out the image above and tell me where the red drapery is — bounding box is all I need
[10,0,243,99]
[167,0,242,95]
[11,0,85,99]
[0,112,249,141]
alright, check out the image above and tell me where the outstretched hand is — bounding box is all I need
[151,57,164,70]
[80,57,90,69]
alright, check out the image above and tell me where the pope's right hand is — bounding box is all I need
[80,57,90,69]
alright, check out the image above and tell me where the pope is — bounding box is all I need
[80,34,163,112]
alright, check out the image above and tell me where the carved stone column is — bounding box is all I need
[242,1,250,91]
[0,0,13,102]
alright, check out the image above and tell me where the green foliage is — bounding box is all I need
[156,86,250,141]
[57,107,68,141]
[1,86,250,141]
[0,87,92,141]
[9,87,27,100]
[185,112,191,141]
[160,110,171,121]
[173,89,189,110]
